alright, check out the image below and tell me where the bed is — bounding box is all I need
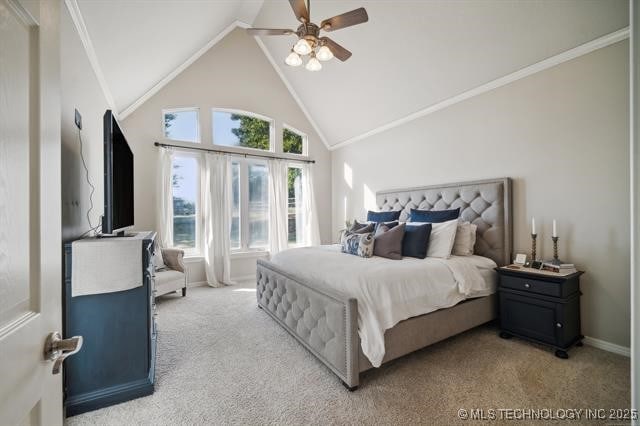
[256,178,512,390]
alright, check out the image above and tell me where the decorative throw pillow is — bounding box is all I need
[367,210,401,223]
[402,223,432,259]
[349,220,376,234]
[154,249,166,270]
[452,222,478,256]
[426,219,459,258]
[341,232,375,258]
[373,223,405,260]
[374,221,399,233]
[410,208,460,223]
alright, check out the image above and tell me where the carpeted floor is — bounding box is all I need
[66,283,630,425]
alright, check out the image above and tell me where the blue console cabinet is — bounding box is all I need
[63,231,157,416]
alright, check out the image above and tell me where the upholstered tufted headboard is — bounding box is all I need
[376,178,512,266]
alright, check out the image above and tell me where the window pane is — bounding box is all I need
[230,162,240,250]
[164,109,199,142]
[172,156,198,249]
[288,167,304,244]
[283,128,304,154]
[248,163,269,248]
[213,111,271,150]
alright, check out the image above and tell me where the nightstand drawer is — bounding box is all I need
[500,274,561,297]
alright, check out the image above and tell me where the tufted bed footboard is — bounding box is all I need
[256,259,361,389]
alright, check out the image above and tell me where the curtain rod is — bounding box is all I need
[153,141,315,164]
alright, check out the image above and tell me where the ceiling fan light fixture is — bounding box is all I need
[285,50,302,66]
[306,54,322,71]
[293,38,312,56]
[316,45,333,61]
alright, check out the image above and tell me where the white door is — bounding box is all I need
[0,0,65,424]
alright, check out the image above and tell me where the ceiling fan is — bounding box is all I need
[247,0,368,71]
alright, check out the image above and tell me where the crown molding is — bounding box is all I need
[64,0,118,117]
[252,36,331,150]
[330,26,630,151]
[119,20,245,120]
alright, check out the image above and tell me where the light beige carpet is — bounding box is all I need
[66,283,629,425]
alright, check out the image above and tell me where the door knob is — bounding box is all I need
[43,332,83,375]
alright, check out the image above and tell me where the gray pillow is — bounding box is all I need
[373,223,406,260]
[349,220,375,234]
[341,231,375,258]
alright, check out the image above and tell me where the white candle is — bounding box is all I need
[552,220,557,237]
[531,217,536,235]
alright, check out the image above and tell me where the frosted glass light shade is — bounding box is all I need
[285,51,302,66]
[293,38,312,55]
[316,45,333,61]
[306,56,322,71]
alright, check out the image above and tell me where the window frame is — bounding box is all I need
[282,123,308,156]
[162,107,201,144]
[212,108,275,153]
[171,152,201,256]
[230,156,270,254]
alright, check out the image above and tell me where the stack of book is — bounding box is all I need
[541,262,577,274]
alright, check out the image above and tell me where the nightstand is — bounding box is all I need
[496,266,584,359]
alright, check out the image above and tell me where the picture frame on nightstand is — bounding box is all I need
[514,253,527,265]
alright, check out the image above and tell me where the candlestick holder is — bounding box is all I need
[551,236,561,265]
[531,233,537,261]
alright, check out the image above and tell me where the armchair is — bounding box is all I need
[154,248,187,297]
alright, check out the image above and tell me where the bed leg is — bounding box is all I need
[342,381,358,392]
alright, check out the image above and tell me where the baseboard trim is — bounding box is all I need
[232,274,256,283]
[583,336,630,357]
[188,278,254,287]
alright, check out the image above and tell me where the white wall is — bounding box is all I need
[61,5,110,242]
[120,28,332,281]
[332,41,630,348]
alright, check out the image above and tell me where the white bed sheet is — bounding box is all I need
[269,245,497,367]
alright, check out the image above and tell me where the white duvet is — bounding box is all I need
[270,245,497,367]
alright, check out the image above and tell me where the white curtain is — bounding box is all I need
[157,148,174,249]
[268,159,289,256]
[201,152,232,287]
[301,163,321,246]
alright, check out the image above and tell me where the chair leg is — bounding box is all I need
[182,287,187,297]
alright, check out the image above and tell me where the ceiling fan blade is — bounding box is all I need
[289,0,309,23]
[246,28,295,36]
[320,37,352,61]
[320,7,368,32]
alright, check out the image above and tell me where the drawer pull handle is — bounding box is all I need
[524,283,531,288]
[556,323,562,328]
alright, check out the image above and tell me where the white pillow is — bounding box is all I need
[426,219,459,258]
[452,222,478,256]
[154,249,166,270]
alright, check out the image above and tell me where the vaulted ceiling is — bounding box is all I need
[75,0,628,148]
[75,0,264,112]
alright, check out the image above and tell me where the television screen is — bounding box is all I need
[102,110,134,235]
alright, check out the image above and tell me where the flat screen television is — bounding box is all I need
[102,110,134,236]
